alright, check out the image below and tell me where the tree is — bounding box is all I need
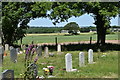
[49,2,119,46]
[2,2,52,45]
[64,22,80,35]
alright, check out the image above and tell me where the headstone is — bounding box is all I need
[57,44,61,52]
[10,47,17,63]
[2,70,14,80]
[5,44,9,51]
[88,49,93,64]
[0,46,4,66]
[16,48,20,54]
[44,47,49,57]
[79,52,85,67]
[0,37,2,45]
[36,46,42,57]
[65,53,72,72]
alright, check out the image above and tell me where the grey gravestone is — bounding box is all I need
[88,49,93,64]
[5,44,9,51]
[79,52,85,67]
[36,46,42,57]
[2,70,14,80]
[65,53,72,72]
[10,47,17,63]
[0,46,4,66]
[44,47,49,57]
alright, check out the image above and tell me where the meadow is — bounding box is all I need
[2,50,118,78]
[19,32,118,44]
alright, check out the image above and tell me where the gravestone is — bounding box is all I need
[16,48,20,54]
[0,46,4,66]
[2,70,14,80]
[44,47,49,57]
[36,46,42,57]
[5,44,9,51]
[10,47,17,63]
[88,49,93,64]
[79,52,85,67]
[0,37,2,45]
[57,44,61,52]
[65,53,72,72]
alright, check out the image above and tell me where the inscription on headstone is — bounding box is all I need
[2,70,14,80]
[79,52,85,67]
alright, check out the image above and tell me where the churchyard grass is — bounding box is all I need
[2,50,118,78]
[18,32,118,44]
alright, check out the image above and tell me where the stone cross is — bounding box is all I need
[2,70,14,80]
[88,49,93,64]
[65,53,72,72]
[57,44,61,52]
[79,52,85,67]
[5,44,9,51]
[10,47,17,63]
[36,46,42,57]
[44,47,49,57]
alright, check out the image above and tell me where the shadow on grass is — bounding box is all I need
[42,43,120,52]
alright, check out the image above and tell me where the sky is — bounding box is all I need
[27,13,119,27]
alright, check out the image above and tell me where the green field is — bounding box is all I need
[2,50,118,78]
[19,33,118,44]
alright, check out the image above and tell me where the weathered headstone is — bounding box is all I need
[57,44,61,52]
[79,52,85,67]
[44,47,49,57]
[36,46,42,57]
[10,47,17,63]
[65,53,72,72]
[5,44,9,51]
[2,70,14,80]
[88,49,93,64]
[0,46,4,66]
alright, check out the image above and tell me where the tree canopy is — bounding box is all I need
[2,2,119,46]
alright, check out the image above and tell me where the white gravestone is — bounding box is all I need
[36,46,42,57]
[79,52,85,67]
[44,47,49,57]
[88,49,93,64]
[65,53,72,72]
[57,44,61,52]
[5,44,9,51]
[65,53,77,72]
[10,47,17,63]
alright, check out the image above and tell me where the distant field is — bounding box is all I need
[18,33,118,44]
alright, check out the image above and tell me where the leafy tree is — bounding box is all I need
[64,22,80,35]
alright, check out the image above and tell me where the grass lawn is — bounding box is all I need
[2,50,118,78]
[18,32,118,45]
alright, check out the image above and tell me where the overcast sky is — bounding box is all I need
[27,13,118,27]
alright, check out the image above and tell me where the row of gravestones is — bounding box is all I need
[65,49,93,72]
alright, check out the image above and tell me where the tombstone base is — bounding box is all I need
[66,69,77,72]
[88,62,96,64]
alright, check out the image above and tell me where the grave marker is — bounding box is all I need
[5,44,9,51]
[88,49,93,64]
[79,52,85,67]
[57,44,61,52]
[44,47,49,57]
[2,70,14,80]
[36,46,42,57]
[65,53,72,72]
[0,46,4,66]
[10,47,17,63]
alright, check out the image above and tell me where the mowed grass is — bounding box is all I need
[2,50,118,78]
[19,33,118,44]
